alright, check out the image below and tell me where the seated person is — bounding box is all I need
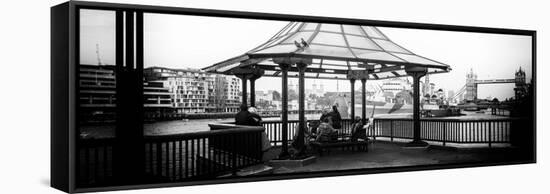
[319,108,330,123]
[235,104,250,125]
[315,116,337,142]
[247,107,270,152]
[350,116,367,141]
[308,120,320,135]
[351,117,374,141]
[247,106,262,126]
[328,105,342,129]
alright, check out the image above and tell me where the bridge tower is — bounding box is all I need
[465,68,478,101]
[514,67,527,100]
[423,74,430,96]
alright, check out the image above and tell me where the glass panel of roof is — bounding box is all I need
[282,31,314,44]
[301,45,355,58]
[254,44,297,54]
[322,64,349,70]
[368,74,377,79]
[375,72,395,79]
[350,66,363,70]
[310,32,347,47]
[351,49,405,62]
[302,23,319,31]
[320,24,342,33]
[278,23,295,37]
[321,59,348,66]
[334,74,347,79]
[318,74,339,79]
[393,70,406,76]
[346,35,382,50]
[361,26,387,39]
[256,59,278,66]
[286,22,303,34]
[372,39,410,54]
[348,61,360,66]
[342,25,363,36]
[280,22,300,36]
[308,64,321,68]
[217,63,240,72]
[392,53,445,67]
[305,72,318,77]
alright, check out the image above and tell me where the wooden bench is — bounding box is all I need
[310,140,368,156]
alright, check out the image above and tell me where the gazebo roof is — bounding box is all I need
[203,22,451,80]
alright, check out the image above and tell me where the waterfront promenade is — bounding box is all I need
[76,111,528,187]
[257,141,525,175]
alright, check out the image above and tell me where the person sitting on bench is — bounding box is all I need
[350,116,367,141]
[315,116,337,142]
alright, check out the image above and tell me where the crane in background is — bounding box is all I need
[95,43,102,66]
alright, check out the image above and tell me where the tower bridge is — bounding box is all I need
[451,67,527,102]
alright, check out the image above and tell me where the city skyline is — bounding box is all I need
[80,10,532,100]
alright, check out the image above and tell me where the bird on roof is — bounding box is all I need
[301,38,309,48]
[294,40,303,49]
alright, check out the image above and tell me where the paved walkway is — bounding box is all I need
[261,141,524,174]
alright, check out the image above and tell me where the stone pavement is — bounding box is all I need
[260,141,524,174]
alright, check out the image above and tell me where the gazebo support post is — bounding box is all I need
[250,78,256,107]
[278,63,290,158]
[294,62,308,155]
[406,67,429,147]
[232,67,264,108]
[237,75,248,107]
[361,78,367,125]
[350,79,356,120]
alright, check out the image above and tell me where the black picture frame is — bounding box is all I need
[51,1,536,193]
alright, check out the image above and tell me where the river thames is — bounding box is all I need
[79,110,509,139]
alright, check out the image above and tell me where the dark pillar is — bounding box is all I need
[361,79,367,125]
[250,78,256,107]
[350,79,356,120]
[238,75,247,107]
[113,10,145,184]
[232,67,264,108]
[406,67,428,147]
[279,63,290,158]
[294,63,308,154]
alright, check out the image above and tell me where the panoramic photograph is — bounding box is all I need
[76,9,534,188]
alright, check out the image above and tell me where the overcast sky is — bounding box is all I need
[80,9,532,100]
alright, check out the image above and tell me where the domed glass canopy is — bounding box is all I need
[203,22,451,80]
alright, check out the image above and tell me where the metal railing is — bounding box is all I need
[261,119,354,145]
[76,117,521,187]
[373,118,514,146]
[77,127,264,187]
[261,118,517,147]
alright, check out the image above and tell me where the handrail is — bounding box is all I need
[77,125,264,187]
[256,117,518,146]
[146,126,264,140]
[373,117,521,122]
